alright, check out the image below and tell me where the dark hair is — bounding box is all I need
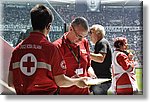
[71,17,89,31]
[30,4,54,30]
[114,37,127,48]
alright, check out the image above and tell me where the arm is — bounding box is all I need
[90,42,107,63]
[90,52,106,63]
[117,53,134,72]
[54,74,88,88]
[88,66,97,79]
[8,71,14,88]
[83,39,96,78]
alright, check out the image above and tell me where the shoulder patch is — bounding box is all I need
[60,60,66,69]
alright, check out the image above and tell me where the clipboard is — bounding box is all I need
[85,78,111,86]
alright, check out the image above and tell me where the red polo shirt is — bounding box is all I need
[9,32,66,95]
[53,34,90,95]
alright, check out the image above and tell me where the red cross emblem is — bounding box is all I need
[60,60,66,69]
[23,56,35,72]
[20,53,37,76]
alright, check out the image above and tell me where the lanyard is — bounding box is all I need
[63,36,81,68]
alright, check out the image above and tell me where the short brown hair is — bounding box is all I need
[30,4,54,30]
[71,17,89,31]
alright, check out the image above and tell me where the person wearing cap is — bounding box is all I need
[111,37,138,95]
[88,24,112,95]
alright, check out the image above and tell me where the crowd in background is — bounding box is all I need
[0,2,143,67]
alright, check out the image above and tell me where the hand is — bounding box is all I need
[128,52,134,61]
[76,77,89,88]
[90,75,97,79]
[88,72,97,79]
[130,63,135,68]
[71,74,80,78]
[88,67,97,79]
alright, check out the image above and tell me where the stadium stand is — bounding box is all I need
[0,1,143,66]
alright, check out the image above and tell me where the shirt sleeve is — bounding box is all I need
[50,46,66,76]
[96,42,107,54]
[9,51,15,71]
[9,56,13,71]
[116,53,132,71]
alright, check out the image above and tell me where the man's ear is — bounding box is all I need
[46,23,51,30]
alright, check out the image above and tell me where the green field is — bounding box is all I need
[136,68,143,93]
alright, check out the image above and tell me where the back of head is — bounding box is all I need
[90,24,105,38]
[30,4,54,30]
[71,17,89,31]
[114,37,127,48]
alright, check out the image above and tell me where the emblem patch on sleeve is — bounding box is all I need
[60,60,66,69]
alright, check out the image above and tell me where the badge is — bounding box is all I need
[75,68,83,75]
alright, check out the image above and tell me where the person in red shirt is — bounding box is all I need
[53,17,95,95]
[111,37,138,95]
[8,4,88,95]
